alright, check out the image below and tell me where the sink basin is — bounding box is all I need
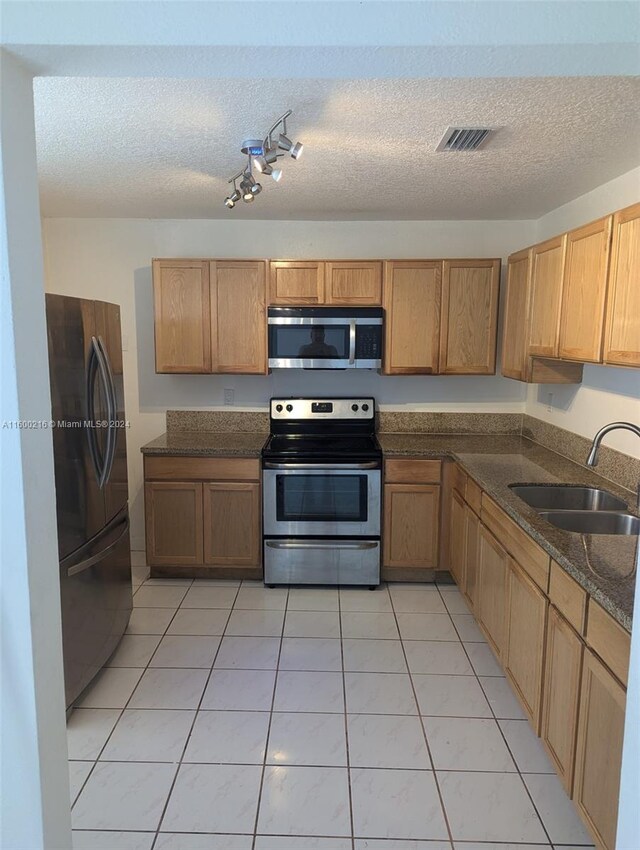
[510,485,628,512]
[539,510,640,535]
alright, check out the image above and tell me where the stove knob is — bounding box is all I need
[275,404,283,413]
[351,403,359,412]
[286,404,293,412]
[362,403,369,412]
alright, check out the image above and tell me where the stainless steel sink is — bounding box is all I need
[510,485,627,512]
[538,510,640,535]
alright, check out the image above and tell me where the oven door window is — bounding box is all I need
[276,474,368,523]
[269,324,350,360]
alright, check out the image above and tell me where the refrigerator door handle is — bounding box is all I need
[97,335,117,487]
[63,508,129,577]
[91,336,115,489]
[85,338,103,486]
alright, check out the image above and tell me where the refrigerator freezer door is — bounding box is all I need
[46,294,106,559]
[95,301,129,523]
[60,505,133,708]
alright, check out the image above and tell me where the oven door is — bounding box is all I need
[263,464,381,537]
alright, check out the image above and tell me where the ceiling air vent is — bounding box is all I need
[436,127,494,152]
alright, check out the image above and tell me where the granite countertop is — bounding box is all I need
[380,433,637,632]
[141,431,268,457]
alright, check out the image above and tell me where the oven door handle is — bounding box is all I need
[263,461,380,470]
[348,320,356,364]
[265,540,379,551]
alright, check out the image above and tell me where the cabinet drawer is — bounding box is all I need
[466,477,482,515]
[586,600,630,686]
[549,560,587,634]
[385,458,442,484]
[481,494,550,592]
[145,455,261,482]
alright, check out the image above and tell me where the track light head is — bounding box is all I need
[278,133,303,159]
[253,155,268,173]
[224,196,235,209]
[270,168,283,183]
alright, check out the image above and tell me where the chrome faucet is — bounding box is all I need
[586,421,640,508]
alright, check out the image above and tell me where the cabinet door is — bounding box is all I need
[325,261,382,305]
[269,261,325,304]
[463,505,480,611]
[153,260,211,373]
[504,558,548,730]
[383,484,440,568]
[145,481,203,565]
[448,489,467,587]
[210,261,267,374]
[477,524,508,657]
[439,259,500,374]
[558,216,613,362]
[574,649,626,850]
[383,261,442,374]
[203,482,260,566]
[501,249,531,380]
[528,235,566,357]
[541,606,583,794]
[603,202,640,366]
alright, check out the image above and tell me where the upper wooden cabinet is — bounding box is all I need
[269,261,325,304]
[603,202,640,367]
[153,260,211,373]
[558,215,613,362]
[439,259,500,374]
[383,260,442,374]
[501,249,531,381]
[501,244,583,385]
[528,234,566,358]
[153,259,267,374]
[325,261,382,304]
[210,260,267,374]
[269,260,382,305]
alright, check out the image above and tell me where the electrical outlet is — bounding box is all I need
[224,388,234,406]
[546,392,554,412]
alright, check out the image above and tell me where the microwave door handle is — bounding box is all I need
[348,320,356,364]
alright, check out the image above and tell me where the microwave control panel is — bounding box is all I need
[355,326,383,360]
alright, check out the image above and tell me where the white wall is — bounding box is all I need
[42,217,530,548]
[527,166,640,459]
[0,50,71,850]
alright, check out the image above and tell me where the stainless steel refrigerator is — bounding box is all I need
[46,294,132,710]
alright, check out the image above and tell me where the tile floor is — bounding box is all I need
[68,566,595,850]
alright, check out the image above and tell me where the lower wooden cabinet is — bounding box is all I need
[144,455,262,577]
[574,649,627,850]
[503,558,548,730]
[144,481,204,565]
[462,504,480,610]
[448,488,467,586]
[203,482,260,566]
[477,525,508,657]
[540,605,583,794]
[383,483,440,574]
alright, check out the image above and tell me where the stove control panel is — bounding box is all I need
[270,398,375,420]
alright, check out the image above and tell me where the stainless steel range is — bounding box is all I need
[262,397,382,587]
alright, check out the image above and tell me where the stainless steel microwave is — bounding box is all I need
[267,306,383,369]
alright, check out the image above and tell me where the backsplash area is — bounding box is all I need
[523,415,640,495]
[166,408,637,494]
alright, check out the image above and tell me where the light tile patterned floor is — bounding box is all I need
[69,571,595,850]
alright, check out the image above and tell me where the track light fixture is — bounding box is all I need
[224,110,303,209]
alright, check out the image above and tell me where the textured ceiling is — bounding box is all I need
[34,76,640,220]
